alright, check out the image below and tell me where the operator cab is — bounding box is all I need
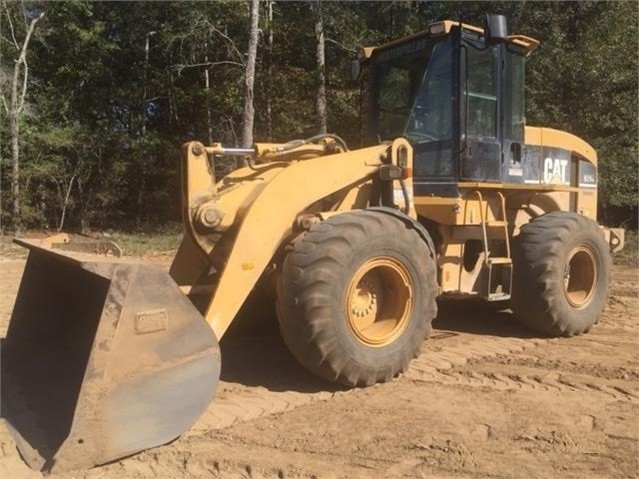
[358,16,538,196]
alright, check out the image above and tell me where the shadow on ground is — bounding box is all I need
[219,298,541,392]
[433,299,540,339]
[219,335,343,393]
[219,281,340,391]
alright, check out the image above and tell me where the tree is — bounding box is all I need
[314,0,326,134]
[241,0,259,149]
[0,4,44,232]
[265,0,274,141]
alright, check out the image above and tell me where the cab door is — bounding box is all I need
[460,41,501,181]
[500,48,526,182]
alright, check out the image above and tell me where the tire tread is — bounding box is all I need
[277,210,438,387]
[511,212,610,337]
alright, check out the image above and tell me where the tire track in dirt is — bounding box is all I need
[407,365,639,402]
[405,290,639,404]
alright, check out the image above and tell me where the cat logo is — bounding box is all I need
[543,157,569,184]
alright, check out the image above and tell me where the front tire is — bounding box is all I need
[511,212,611,337]
[276,210,438,387]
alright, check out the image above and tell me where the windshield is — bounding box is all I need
[372,46,430,140]
[372,38,453,144]
[405,40,454,143]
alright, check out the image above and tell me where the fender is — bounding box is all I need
[204,144,387,339]
[367,206,436,259]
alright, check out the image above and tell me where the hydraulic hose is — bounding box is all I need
[208,134,349,171]
[270,133,349,154]
[399,179,411,215]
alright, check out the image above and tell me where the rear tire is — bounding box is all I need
[276,210,437,387]
[511,212,610,337]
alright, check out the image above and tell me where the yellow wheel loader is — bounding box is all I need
[1,15,624,472]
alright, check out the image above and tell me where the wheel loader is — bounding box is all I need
[1,15,625,472]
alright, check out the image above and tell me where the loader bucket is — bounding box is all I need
[0,240,220,472]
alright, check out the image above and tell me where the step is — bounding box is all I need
[486,257,512,265]
[486,220,508,227]
[487,292,511,301]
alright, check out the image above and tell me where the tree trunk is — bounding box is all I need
[266,0,273,141]
[56,173,77,232]
[315,1,327,134]
[3,11,44,234]
[137,30,156,226]
[10,111,20,231]
[241,0,260,154]
[204,39,214,145]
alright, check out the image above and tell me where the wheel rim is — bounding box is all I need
[563,245,597,308]
[345,257,413,347]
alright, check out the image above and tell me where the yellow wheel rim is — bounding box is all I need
[345,257,413,347]
[564,245,597,308]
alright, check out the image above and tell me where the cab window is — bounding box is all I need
[466,44,498,138]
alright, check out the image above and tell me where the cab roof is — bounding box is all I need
[359,20,539,61]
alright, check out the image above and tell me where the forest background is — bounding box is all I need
[0,1,637,234]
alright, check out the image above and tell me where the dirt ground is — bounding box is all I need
[0,254,637,479]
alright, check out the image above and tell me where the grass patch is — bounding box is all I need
[613,229,638,267]
[0,234,28,259]
[110,229,183,256]
[0,224,184,259]
[106,222,184,256]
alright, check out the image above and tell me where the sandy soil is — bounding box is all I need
[0,255,637,479]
